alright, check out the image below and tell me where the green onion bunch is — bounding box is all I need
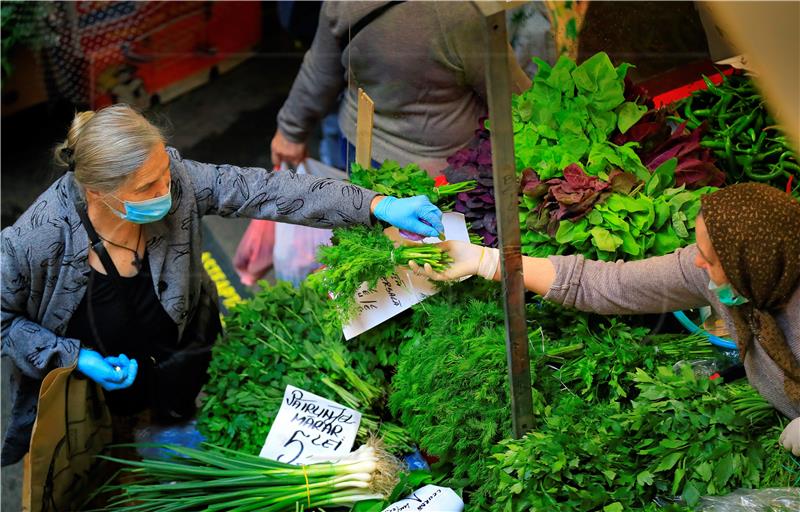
[99,439,402,511]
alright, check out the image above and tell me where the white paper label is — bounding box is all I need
[381,485,464,512]
[342,213,470,339]
[259,385,361,464]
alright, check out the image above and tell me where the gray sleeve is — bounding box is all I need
[1,228,80,379]
[173,148,377,228]
[544,244,711,315]
[276,5,345,143]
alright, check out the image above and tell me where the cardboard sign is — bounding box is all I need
[259,385,361,465]
[381,485,464,512]
[342,213,470,339]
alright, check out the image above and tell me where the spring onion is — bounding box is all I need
[99,439,401,511]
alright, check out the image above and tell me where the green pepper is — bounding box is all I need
[700,140,727,150]
[745,163,786,182]
[725,136,737,174]
[727,109,759,138]
[754,146,786,162]
[702,76,723,96]
[712,94,733,117]
[782,161,800,173]
[683,97,701,127]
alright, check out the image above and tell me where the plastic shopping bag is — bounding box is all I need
[233,219,275,286]
[273,162,333,286]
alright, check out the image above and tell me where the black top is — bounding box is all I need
[65,254,178,416]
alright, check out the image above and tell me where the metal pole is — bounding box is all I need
[481,11,534,438]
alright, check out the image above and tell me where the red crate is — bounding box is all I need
[86,2,261,108]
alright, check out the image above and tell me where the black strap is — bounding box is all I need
[75,201,137,357]
[74,202,126,287]
[339,1,403,52]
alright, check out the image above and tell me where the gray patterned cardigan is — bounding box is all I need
[0,147,377,465]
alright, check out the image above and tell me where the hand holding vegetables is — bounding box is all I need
[372,195,444,238]
[779,417,800,456]
[409,240,499,281]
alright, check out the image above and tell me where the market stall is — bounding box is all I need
[11,1,799,511]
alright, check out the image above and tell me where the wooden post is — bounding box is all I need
[481,9,535,438]
[355,88,375,168]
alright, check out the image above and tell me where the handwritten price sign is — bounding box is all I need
[260,385,361,464]
[382,485,464,512]
[343,213,469,339]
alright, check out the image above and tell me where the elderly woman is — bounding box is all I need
[0,104,445,466]
[411,183,800,455]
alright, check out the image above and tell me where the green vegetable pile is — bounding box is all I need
[383,280,787,510]
[313,224,452,319]
[188,52,799,512]
[481,367,788,511]
[512,52,649,181]
[523,158,716,259]
[350,160,475,204]
[198,281,412,455]
[510,52,718,260]
[677,73,800,198]
[389,281,542,506]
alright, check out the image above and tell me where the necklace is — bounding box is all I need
[98,226,143,271]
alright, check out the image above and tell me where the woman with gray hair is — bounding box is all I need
[0,103,444,466]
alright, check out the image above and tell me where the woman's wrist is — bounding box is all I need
[370,195,386,215]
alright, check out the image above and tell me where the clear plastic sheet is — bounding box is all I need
[696,488,800,511]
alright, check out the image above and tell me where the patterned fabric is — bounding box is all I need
[702,183,800,404]
[0,147,377,465]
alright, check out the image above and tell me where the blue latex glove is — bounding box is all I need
[76,349,138,391]
[373,195,444,238]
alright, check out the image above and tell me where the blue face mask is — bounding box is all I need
[106,185,172,224]
[708,280,749,307]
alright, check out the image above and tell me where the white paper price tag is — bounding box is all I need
[259,385,361,465]
[381,485,464,512]
[342,213,470,339]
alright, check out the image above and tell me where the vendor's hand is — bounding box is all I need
[779,417,800,456]
[270,130,307,167]
[77,349,137,391]
[408,240,500,281]
[372,195,444,238]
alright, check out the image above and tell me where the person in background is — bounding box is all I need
[0,104,444,467]
[410,183,800,455]
[270,0,532,175]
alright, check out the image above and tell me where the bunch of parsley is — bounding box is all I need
[198,280,412,454]
[481,366,787,511]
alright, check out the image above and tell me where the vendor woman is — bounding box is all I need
[411,183,800,455]
[0,103,445,466]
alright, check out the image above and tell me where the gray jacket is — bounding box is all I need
[277,1,530,174]
[547,245,800,420]
[0,147,377,465]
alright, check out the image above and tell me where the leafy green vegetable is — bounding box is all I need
[520,159,717,261]
[513,52,649,180]
[389,281,545,506]
[313,224,452,319]
[350,160,475,204]
[481,366,784,511]
[198,280,412,454]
